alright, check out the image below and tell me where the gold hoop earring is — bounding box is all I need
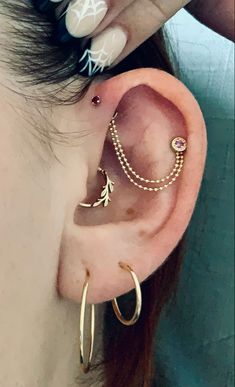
[112,262,142,326]
[79,270,95,374]
[79,167,114,208]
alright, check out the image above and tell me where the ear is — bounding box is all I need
[57,68,207,304]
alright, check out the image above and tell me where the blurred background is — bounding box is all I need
[155,9,234,387]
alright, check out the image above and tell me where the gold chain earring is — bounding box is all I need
[79,112,187,208]
[109,112,187,192]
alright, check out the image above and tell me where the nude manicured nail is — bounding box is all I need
[78,26,128,76]
[66,0,108,38]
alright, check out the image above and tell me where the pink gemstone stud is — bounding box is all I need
[91,95,101,106]
[171,137,187,152]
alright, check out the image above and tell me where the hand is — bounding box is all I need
[187,0,234,41]
[63,0,234,76]
[85,0,191,64]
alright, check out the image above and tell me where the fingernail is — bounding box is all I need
[77,26,128,76]
[66,0,108,38]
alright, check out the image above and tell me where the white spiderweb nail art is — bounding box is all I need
[79,32,116,76]
[68,0,107,32]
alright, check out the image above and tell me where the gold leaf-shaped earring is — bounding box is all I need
[80,167,114,208]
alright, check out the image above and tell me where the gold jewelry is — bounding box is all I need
[79,270,95,374]
[79,167,114,208]
[112,262,142,326]
[79,114,187,208]
[109,113,187,192]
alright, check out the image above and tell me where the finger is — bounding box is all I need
[75,0,190,76]
[64,0,135,39]
[113,0,191,64]
[91,0,136,36]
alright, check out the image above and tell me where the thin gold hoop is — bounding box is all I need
[79,270,95,374]
[112,262,142,326]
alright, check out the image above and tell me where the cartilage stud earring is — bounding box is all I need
[91,96,102,106]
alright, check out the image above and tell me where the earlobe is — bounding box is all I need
[57,68,207,305]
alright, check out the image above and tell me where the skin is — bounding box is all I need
[0,70,207,387]
[187,0,234,41]
[0,4,216,387]
[89,0,234,67]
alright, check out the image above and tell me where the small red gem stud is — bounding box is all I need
[91,95,101,106]
[171,137,187,152]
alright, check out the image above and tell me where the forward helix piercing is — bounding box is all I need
[91,95,102,106]
[79,110,187,208]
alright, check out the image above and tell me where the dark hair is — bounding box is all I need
[0,2,184,386]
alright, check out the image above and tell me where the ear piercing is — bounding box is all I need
[80,112,187,208]
[171,137,187,152]
[79,106,187,373]
[80,262,142,373]
[112,262,142,326]
[80,167,114,208]
[91,96,102,106]
[109,114,187,192]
